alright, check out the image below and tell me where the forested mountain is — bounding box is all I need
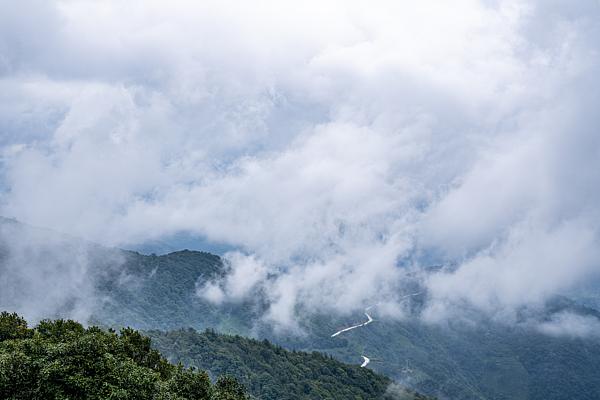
[95,250,251,333]
[92,249,600,400]
[3,218,600,399]
[148,328,429,400]
[1,219,432,399]
[0,312,247,400]
[1,310,425,400]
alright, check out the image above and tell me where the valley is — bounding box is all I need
[2,218,600,399]
[92,247,600,400]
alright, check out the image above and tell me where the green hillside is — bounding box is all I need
[1,220,429,399]
[281,312,600,400]
[95,250,249,333]
[92,249,600,400]
[147,328,429,400]
[3,219,600,400]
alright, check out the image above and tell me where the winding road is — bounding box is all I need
[330,292,422,367]
[360,356,370,368]
[331,312,373,337]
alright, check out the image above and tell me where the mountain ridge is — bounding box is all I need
[2,218,600,399]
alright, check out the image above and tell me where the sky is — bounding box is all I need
[1,0,600,330]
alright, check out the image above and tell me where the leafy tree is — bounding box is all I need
[0,312,247,400]
[164,365,213,399]
[212,376,248,400]
[0,311,32,341]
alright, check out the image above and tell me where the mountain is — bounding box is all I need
[147,328,429,400]
[127,231,235,257]
[91,248,600,400]
[0,219,428,400]
[95,250,241,332]
[1,310,421,400]
[2,218,600,399]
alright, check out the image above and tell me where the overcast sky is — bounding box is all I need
[1,0,599,329]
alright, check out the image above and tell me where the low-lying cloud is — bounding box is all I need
[1,0,599,331]
[0,219,123,323]
[537,311,600,338]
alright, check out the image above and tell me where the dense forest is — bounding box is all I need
[95,250,254,333]
[0,312,247,400]
[148,328,430,400]
[0,311,431,400]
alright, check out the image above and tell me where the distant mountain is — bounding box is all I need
[92,248,600,400]
[0,218,429,399]
[94,250,238,332]
[126,231,235,256]
[3,218,600,399]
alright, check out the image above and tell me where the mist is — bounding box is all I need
[0,218,124,323]
[1,0,600,332]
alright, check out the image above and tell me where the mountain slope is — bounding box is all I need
[148,328,429,400]
[2,219,600,400]
[285,313,600,400]
[0,219,428,399]
[92,249,600,400]
[95,250,247,332]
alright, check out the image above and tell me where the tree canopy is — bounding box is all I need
[0,311,247,400]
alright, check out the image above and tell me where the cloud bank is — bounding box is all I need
[0,218,123,323]
[1,0,600,328]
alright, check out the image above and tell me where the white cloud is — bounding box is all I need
[198,252,268,304]
[537,312,600,338]
[1,0,599,331]
[0,219,123,323]
[423,219,600,323]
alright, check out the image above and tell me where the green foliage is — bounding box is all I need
[95,250,254,334]
[36,318,85,340]
[148,328,426,400]
[280,313,600,400]
[0,312,32,342]
[212,376,248,400]
[162,365,214,400]
[0,313,247,400]
[95,249,600,400]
